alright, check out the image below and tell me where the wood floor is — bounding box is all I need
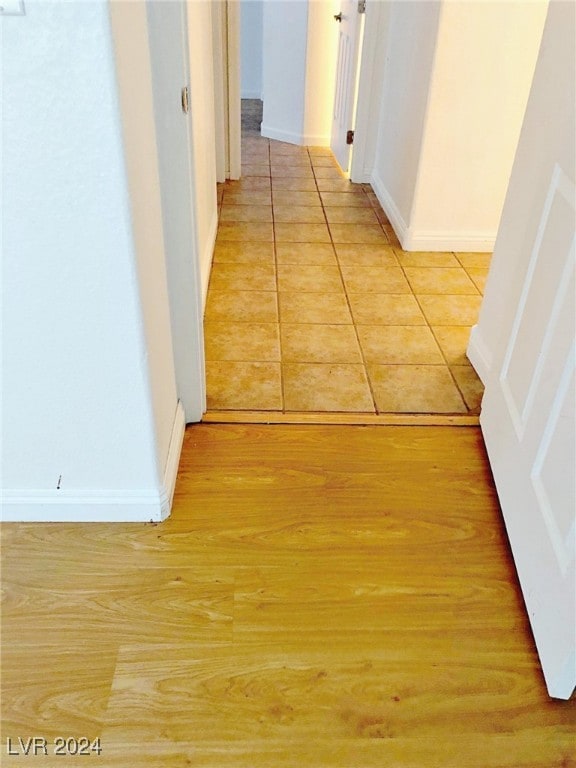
[1,424,574,766]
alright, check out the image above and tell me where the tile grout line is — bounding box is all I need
[311,151,379,415]
[397,253,473,414]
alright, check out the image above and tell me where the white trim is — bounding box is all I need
[260,124,330,147]
[241,91,262,100]
[467,324,493,386]
[370,172,409,245]
[226,0,241,179]
[371,172,495,252]
[401,230,496,253]
[162,399,186,511]
[1,402,186,523]
[202,207,219,311]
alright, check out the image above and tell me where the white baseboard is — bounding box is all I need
[260,124,330,148]
[402,230,496,253]
[370,173,409,244]
[467,324,493,385]
[202,208,219,312]
[370,173,496,252]
[1,402,186,523]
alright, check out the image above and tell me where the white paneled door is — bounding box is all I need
[480,165,576,699]
[330,0,364,173]
[147,0,206,421]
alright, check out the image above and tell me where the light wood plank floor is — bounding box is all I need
[1,425,574,766]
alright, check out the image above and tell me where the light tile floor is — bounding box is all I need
[205,108,489,416]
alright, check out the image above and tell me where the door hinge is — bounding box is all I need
[181,86,189,114]
[346,130,354,145]
[358,0,366,14]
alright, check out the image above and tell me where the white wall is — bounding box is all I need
[261,0,337,146]
[241,0,263,99]
[409,0,548,251]
[370,0,546,252]
[370,1,441,227]
[2,0,183,521]
[261,0,309,144]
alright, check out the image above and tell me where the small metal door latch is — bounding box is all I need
[358,0,366,13]
[346,130,355,145]
[181,86,189,114]
[334,12,342,22]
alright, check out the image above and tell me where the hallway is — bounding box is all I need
[205,106,488,421]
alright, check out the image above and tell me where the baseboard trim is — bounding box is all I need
[260,125,330,148]
[370,174,409,246]
[1,401,186,523]
[370,174,495,252]
[202,208,219,312]
[402,230,496,253]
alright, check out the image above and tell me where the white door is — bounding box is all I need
[474,1,576,700]
[479,168,576,700]
[147,0,206,421]
[330,0,364,173]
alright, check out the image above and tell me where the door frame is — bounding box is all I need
[214,0,241,180]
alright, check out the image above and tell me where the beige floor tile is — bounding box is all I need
[270,155,312,167]
[321,191,370,207]
[272,178,318,192]
[418,295,483,326]
[204,321,280,362]
[395,251,460,267]
[275,243,336,265]
[275,223,331,243]
[324,207,380,225]
[279,292,352,324]
[273,206,326,224]
[208,263,276,292]
[367,365,468,414]
[217,222,274,242]
[341,266,410,294]
[281,324,362,363]
[271,166,315,179]
[213,242,275,264]
[219,205,273,223]
[404,267,479,295]
[241,164,270,177]
[335,244,398,266]
[348,294,426,325]
[383,223,401,248]
[310,155,337,167]
[373,206,390,225]
[242,149,269,162]
[277,265,344,293]
[357,326,444,364]
[316,179,364,193]
[222,190,272,206]
[466,267,490,294]
[273,190,322,206]
[206,361,282,410]
[431,326,473,365]
[205,290,278,323]
[270,143,309,157]
[455,252,493,268]
[451,364,484,412]
[329,223,388,245]
[283,363,375,412]
[225,177,271,191]
[313,166,345,179]
[307,146,333,156]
